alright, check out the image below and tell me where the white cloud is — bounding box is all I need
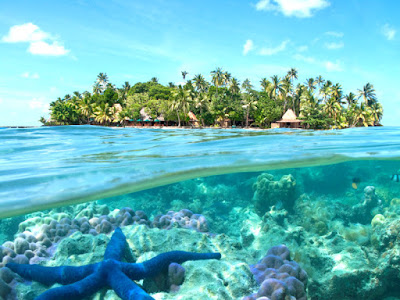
[255,0,330,18]
[243,39,254,55]
[293,53,316,63]
[29,99,49,112]
[259,39,290,55]
[28,41,70,56]
[297,45,308,52]
[325,31,344,38]
[325,60,343,72]
[293,54,343,72]
[2,23,48,43]
[21,72,40,79]
[382,24,396,41]
[324,41,344,49]
[2,23,70,56]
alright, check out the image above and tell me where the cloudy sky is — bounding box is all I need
[0,0,399,126]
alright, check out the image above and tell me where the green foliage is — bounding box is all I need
[45,71,383,129]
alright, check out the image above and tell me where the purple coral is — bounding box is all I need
[0,206,209,299]
[245,244,307,300]
[152,209,209,232]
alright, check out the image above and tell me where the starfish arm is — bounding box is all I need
[6,262,98,285]
[35,269,104,300]
[122,251,221,279]
[107,267,154,300]
[104,227,129,261]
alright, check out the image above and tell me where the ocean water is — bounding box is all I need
[1,126,400,299]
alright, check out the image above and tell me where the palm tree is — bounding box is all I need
[305,78,316,92]
[370,103,383,125]
[287,68,298,91]
[151,77,158,83]
[315,75,325,89]
[93,82,101,94]
[181,71,188,81]
[331,83,344,104]
[79,97,94,124]
[270,75,282,99]
[355,103,374,127]
[358,83,377,105]
[211,67,224,96]
[344,92,357,107]
[96,73,109,93]
[115,109,131,127]
[94,103,112,125]
[122,81,131,92]
[260,78,272,94]
[168,82,176,88]
[229,78,241,94]
[223,72,232,86]
[324,98,342,128]
[241,78,253,92]
[193,74,208,93]
[97,73,109,85]
[280,77,292,111]
[242,92,257,128]
[194,94,210,127]
[171,86,192,127]
[320,82,332,103]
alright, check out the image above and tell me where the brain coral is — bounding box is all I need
[253,174,297,216]
[245,244,307,300]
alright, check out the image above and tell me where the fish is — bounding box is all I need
[391,174,400,182]
[352,177,361,189]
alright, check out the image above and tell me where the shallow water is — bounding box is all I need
[1,126,400,218]
[2,126,400,299]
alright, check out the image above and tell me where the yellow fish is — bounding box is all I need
[352,177,360,189]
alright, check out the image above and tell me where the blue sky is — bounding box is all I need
[0,0,399,126]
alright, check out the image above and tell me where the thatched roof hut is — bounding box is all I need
[273,109,303,128]
[188,111,200,127]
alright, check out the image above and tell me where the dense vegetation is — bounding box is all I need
[42,69,383,129]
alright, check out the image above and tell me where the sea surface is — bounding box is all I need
[1,125,400,299]
[1,125,399,218]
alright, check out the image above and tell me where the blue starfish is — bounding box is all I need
[7,227,221,300]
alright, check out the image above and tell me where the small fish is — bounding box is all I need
[391,174,400,183]
[352,177,361,189]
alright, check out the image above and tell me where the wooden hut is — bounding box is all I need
[272,109,302,128]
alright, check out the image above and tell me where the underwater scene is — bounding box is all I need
[1,126,400,300]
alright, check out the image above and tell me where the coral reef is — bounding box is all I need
[244,245,307,300]
[334,186,383,225]
[152,209,209,232]
[252,173,297,216]
[7,227,221,300]
[0,204,211,299]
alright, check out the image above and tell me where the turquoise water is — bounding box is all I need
[2,126,400,299]
[1,126,399,218]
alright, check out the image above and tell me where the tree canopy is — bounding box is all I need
[42,70,383,130]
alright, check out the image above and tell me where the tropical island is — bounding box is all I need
[41,68,383,130]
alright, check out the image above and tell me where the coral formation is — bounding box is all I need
[245,244,307,300]
[7,227,221,300]
[152,209,209,232]
[332,186,383,225]
[0,204,211,299]
[252,173,297,216]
